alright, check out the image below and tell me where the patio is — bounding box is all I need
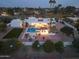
[20,32,64,42]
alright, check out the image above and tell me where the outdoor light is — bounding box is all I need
[40,30,49,35]
[37,44,40,48]
[10,45,13,48]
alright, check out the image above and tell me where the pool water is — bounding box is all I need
[27,28,37,32]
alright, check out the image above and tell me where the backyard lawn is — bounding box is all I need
[3,28,23,39]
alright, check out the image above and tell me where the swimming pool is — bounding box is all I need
[26,28,37,33]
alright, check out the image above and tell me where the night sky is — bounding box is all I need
[0,0,79,8]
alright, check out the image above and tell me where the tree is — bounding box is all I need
[60,26,74,35]
[0,16,13,24]
[55,41,64,59]
[43,40,54,53]
[0,39,22,54]
[49,0,56,8]
[32,40,40,50]
[65,6,76,14]
[0,22,6,31]
[5,8,14,15]
[60,7,65,14]
[20,15,25,28]
[60,26,75,40]
[72,39,79,52]
[53,6,58,14]
[58,4,62,8]
[7,39,22,50]
[53,4,62,14]
[25,22,29,28]
[74,20,79,32]
[0,41,4,52]
[13,7,22,12]
[55,41,64,53]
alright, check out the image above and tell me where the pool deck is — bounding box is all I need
[19,23,63,42]
[19,22,73,43]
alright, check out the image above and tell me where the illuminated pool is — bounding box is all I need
[26,28,37,33]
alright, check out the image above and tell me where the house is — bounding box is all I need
[24,17,50,35]
[67,17,79,22]
[24,17,50,28]
[9,19,23,28]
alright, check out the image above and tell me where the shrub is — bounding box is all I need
[0,39,22,54]
[55,41,64,53]
[43,40,54,53]
[72,39,79,50]
[32,40,40,50]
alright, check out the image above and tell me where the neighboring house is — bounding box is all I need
[9,19,23,28]
[14,12,20,16]
[67,17,79,22]
[1,12,9,16]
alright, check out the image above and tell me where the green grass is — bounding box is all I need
[3,28,23,39]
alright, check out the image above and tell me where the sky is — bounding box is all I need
[0,0,79,8]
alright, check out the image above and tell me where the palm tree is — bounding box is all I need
[20,15,25,28]
[20,15,29,29]
[57,4,62,13]
[56,4,62,18]
[74,20,79,32]
[5,8,14,16]
[49,0,56,9]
